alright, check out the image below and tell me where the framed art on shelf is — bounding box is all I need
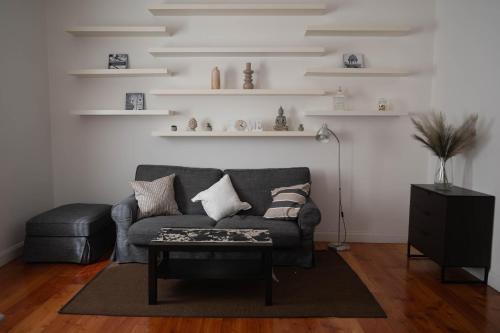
[125,93,145,110]
[109,54,129,69]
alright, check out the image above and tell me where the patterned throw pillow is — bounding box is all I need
[263,183,311,220]
[130,174,181,219]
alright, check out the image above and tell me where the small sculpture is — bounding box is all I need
[170,125,178,132]
[203,121,213,131]
[298,124,304,132]
[273,106,288,131]
[211,67,220,89]
[187,118,198,131]
[243,62,254,89]
[377,98,388,112]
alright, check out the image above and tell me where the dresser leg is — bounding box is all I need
[441,266,446,283]
[484,267,490,284]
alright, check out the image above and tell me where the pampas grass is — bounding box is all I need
[411,112,478,161]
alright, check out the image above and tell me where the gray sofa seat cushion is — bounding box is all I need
[128,215,216,245]
[215,215,301,248]
[224,168,311,216]
[135,165,223,215]
[26,204,112,237]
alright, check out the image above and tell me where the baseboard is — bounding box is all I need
[466,267,500,292]
[488,270,500,292]
[0,242,24,267]
[314,231,407,244]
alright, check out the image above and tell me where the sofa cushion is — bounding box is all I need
[128,215,216,245]
[224,168,311,216]
[215,215,301,248]
[25,204,112,237]
[135,165,223,215]
[192,174,251,221]
[130,174,180,219]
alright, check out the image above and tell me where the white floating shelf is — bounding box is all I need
[68,68,169,77]
[305,68,410,77]
[152,131,316,137]
[150,89,327,96]
[305,25,411,36]
[148,3,327,16]
[304,110,408,117]
[72,110,173,116]
[65,26,169,37]
[148,47,325,57]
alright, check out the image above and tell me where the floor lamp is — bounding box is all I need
[315,124,350,251]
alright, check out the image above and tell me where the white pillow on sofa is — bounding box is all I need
[191,174,251,221]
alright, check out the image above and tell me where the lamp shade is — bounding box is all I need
[316,123,332,143]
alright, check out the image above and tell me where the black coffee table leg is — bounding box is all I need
[264,249,272,306]
[148,247,158,305]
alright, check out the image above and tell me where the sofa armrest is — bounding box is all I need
[111,194,138,228]
[298,198,322,238]
[111,195,138,262]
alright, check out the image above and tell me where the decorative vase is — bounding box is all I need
[211,67,220,89]
[434,157,453,190]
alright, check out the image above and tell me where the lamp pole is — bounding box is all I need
[316,124,350,251]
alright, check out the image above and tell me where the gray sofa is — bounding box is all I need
[112,165,321,267]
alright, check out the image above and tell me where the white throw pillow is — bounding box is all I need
[191,174,251,221]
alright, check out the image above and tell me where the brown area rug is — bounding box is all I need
[60,251,385,318]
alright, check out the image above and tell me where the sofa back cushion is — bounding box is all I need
[224,167,311,216]
[135,165,223,215]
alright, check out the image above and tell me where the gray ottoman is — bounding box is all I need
[24,204,115,264]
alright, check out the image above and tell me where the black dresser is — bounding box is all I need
[408,184,495,283]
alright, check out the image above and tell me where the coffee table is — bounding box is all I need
[148,228,273,306]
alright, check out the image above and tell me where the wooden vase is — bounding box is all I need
[211,67,220,89]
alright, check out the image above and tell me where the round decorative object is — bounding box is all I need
[235,120,248,131]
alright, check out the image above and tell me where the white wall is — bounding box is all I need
[432,0,500,290]
[44,0,436,244]
[0,0,54,266]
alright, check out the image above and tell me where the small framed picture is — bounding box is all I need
[343,53,364,68]
[125,93,145,110]
[108,54,128,69]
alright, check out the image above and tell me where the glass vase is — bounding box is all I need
[434,157,453,190]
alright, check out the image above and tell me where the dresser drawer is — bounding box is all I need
[409,225,445,264]
[411,186,447,219]
[409,205,446,238]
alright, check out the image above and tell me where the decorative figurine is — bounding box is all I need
[203,121,213,131]
[298,124,304,132]
[170,125,178,132]
[334,86,346,111]
[243,62,254,89]
[273,106,288,131]
[377,98,388,112]
[187,118,198,131]
[211,67,220,89]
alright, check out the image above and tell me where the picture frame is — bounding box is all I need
[125,93,145,110]
[108,54,128,69]
[343,53,364,68]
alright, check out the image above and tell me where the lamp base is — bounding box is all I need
[328,242,350,251]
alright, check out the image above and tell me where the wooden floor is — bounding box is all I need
[0,243,499,333]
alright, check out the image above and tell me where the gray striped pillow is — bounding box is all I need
[130,174,181,219]
[263,183,311,220]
